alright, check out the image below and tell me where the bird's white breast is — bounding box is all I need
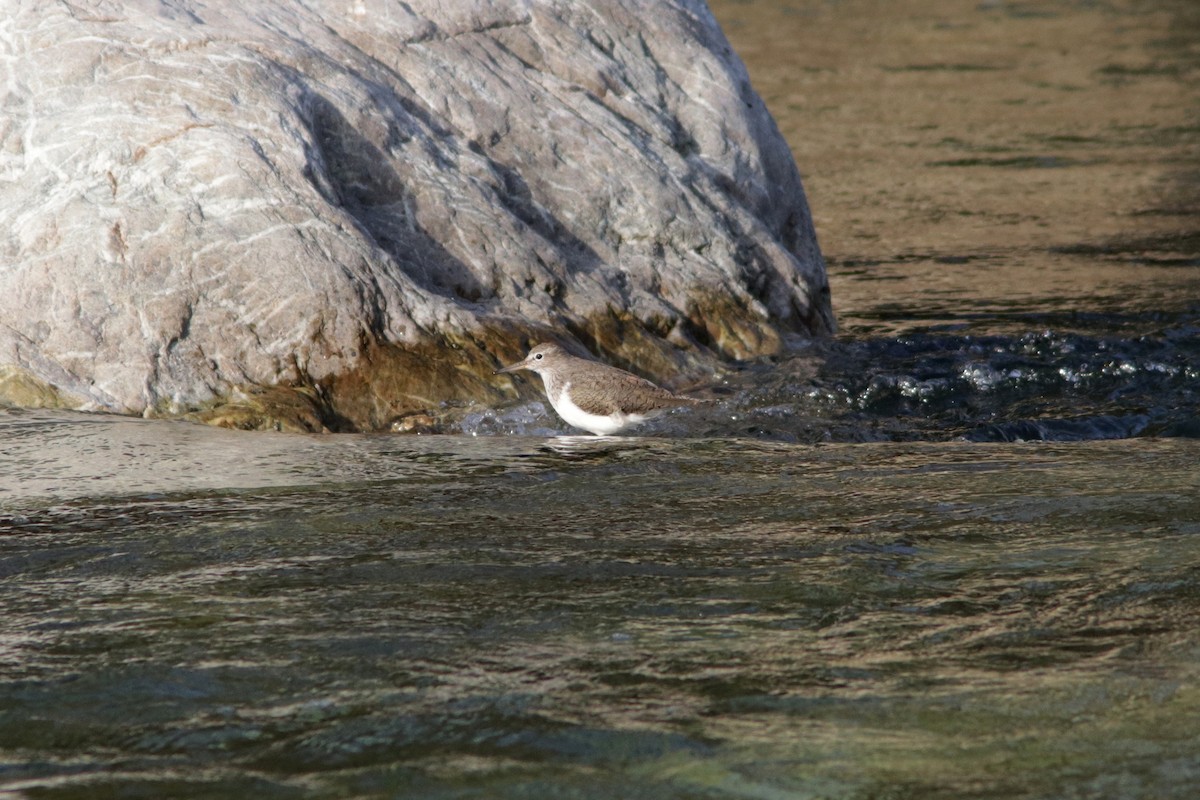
[548,380,648,436]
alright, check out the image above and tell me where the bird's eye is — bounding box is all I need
[534,353,543,360]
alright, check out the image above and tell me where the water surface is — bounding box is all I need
[3,417,1198,798]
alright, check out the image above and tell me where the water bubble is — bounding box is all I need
[1059,367,1081,384]
[961,363,1004,391]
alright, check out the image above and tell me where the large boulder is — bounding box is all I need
[0,0,833,431]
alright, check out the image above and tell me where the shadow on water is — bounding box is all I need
[775,315,1198,443]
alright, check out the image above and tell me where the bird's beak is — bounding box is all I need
[494,357,530,375]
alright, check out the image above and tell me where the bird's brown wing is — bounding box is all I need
[567,365,694,416]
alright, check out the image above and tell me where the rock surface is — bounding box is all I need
[0,0,833,431]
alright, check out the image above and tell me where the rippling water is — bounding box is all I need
[3,416,1198,798]
[4,0,1200,797]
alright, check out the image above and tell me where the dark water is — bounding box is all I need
[4,0,1200,797]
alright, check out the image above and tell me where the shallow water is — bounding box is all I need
[3,0,1200,798]
[3,416,1199,798]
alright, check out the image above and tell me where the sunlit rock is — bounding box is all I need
[0,0,832,430]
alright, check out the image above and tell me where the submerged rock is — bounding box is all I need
[0,0,832,431]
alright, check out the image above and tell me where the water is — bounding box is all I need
[3,419,1198,798]
[3,0,1200,797]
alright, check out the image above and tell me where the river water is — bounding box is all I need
[2,1,1199,798]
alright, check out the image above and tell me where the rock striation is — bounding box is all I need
[0,0,833,431]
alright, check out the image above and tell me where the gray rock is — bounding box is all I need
[0,0,833,431]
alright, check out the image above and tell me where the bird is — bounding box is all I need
[495,342,704,435]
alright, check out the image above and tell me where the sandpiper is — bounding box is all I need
[495,343,703,435]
